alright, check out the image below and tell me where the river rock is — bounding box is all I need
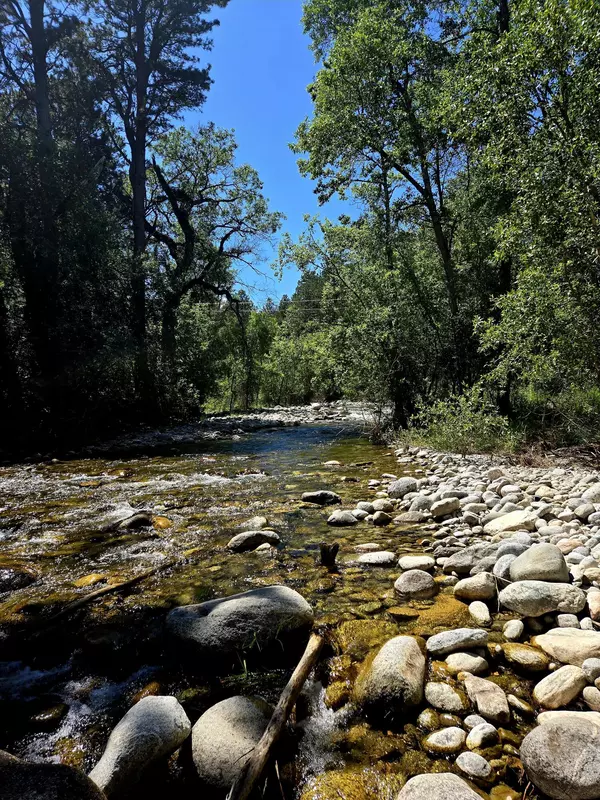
[538,710,600,727]
[583,658,600,682]
[583,686,600,711]
[582,483,600,503]
[1,761,107,800]
[466,722,498,749]
[520,717,600,799]
[357,551,396,566]
[455,751,493,780]
[0,567,37,594]
[302,490,341,505]
[533,665,587,708]
[498,581,586,617]
[373,511,393,526]
[425,682,467,712]
[426,628,489,657]
[423,727,466,755]
[354,636,425,712]
[534,628,600,666]
[483,510,538,534]
[398,773,482,800]
[394,569,438,601]
[509,543,569,582]
[454,572,496,602]
[327,510,357,526]
[464,675,510,724]
[469,601,491,626]
[88,696,191,795]
[191,696,272,787]
[502,643,550,673]
[395,510,428,523]
[226,530,280,552]
[503,619,524,641]
[445,652,488,676]
[388,477,418,498]
[398,555,435,571]
[166,585,313,657]
[240,516,268,530]
[372,498,394,512]
[431,497,460,519]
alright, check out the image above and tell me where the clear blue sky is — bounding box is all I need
[188,0,350,304]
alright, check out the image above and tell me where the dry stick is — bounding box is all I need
[227,632,325,800]
[38,556,182,628]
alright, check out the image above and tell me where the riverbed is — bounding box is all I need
[0,423,533,799]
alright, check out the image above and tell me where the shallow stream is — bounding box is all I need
[0,424,531,799]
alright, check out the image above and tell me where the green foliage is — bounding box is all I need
[409,387,520,455]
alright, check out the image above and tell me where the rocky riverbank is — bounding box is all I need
[5,435,600,798]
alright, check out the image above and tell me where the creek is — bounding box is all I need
[0,423,531,799]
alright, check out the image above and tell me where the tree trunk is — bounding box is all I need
[131,0,151,407]
[498,0,510,34]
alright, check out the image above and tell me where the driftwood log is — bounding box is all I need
[227,632,325,800]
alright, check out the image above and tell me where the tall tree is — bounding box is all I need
[88,0,228,404]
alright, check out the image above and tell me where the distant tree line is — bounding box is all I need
[2,0,600,453]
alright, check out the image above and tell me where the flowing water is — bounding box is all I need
[0,424,530,799]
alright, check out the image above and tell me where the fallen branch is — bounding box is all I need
[227,631,324,800]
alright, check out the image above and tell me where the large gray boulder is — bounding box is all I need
[509,543,569,582]
[582,483,600,503]
[166,585,313,657]
[0,761,106,800]
[226,530,280,552]
[534,628,600,666]
[498,581,586,617]
[388,477,418,499]
[398,773,482,800]
[426,628,488,657]
[327,510,357,526]
[520,717,600,799]
[430,497,460,519]
[192,696,272,788]
[354,636,425,713]
[89,696,190,796]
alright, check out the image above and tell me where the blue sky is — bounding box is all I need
[188,0,349,304]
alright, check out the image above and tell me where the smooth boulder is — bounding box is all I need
[454,572,496,602]
[426,628,488,657]
[394,569,437,601]
[464,675,510,724]
[192,696,272,788]
[89,696,190,796]
[302,490,341,505]
[398,773,482,800]
[533,665,587,709]
[520,717,600,799]
[483,510,537,534]
[534,628,600,667]
[509,543,569,583]
[388,477,418,498]
[166,585,313,657]
[354,636,425,712]
[498,581,586,617]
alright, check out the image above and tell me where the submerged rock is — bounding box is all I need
[520,717,600,799]
[88,696,190,796]
[354,636,425,713]
[192,696,272,788]
[302,490,341,505]
[226,530,280,552]
[0,760,106,800]
[166,585,313,658]
[327,510,358,526]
